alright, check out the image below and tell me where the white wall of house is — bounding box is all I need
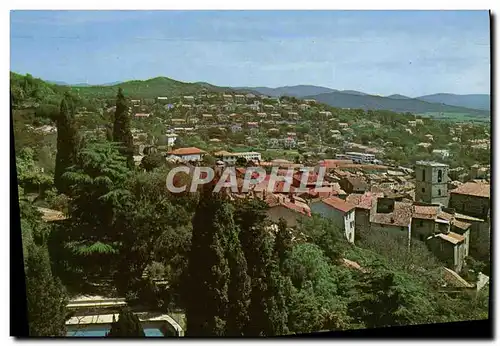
[178,154,203,162]
[310,202,355,244]
[267,206,303,228]
[166,135,178,147]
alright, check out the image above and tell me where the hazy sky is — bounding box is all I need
[10,10,490,97]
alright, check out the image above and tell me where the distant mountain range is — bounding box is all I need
[416,93,490,111]
[240,85,490,116]
[307,91,489,118]
[49,80,122,87]
[238,85,371,98]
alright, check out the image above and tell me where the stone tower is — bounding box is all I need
[414,161,449,206]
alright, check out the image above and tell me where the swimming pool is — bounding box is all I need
[66,323,166,337]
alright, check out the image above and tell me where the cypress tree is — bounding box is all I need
[54,92,79,193]
[234,199,288,336]
[225,222,251,336]
[185,187,230,336]
[274,218,293,273]
[112,88,134,169]
[107,308,145,337]
[241,224,289,336]
[25,244,68,336]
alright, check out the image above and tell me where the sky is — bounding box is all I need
[10,10,490,97]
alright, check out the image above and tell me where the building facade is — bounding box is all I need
[310,197,356,244]
[414,161,449,206]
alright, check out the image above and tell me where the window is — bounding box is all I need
[419,220,424,227]
[438,189,441,196]
[437,170,443,183]
[350,221,354,229]
[422,169,426,181]
[422,187,425,193]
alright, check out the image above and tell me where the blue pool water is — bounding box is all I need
[67,324,165,337]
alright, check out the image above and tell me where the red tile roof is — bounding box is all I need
[413,205,440,220]
[451,219,471,231]
[319,159,353,169]
[437,232,464,245]
[437,211,455,221]
[168,147,206,156]
[279,201,311,216]
[370,202,413,227]
[321,196,356,213]
[298,187,336,199]
[346,192,383,210]
[341,164,389,171]
[265,194,311,216]
[451,182,490,198]
[293,171,324,185]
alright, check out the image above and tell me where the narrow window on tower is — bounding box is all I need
[437,170,443,183]
[422,169,426,181]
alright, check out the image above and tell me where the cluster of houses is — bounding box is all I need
[154,143,491,278]
[122,91,351,153]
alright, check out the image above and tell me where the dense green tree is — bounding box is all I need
[140,152,165,171]
[185,189,231,336]
[113,170,194,298]
[54,92,80,193]
[285,243,351,333]
[59,141,131,277]
[25,243,68,336]
[225,226,251,336]
[107,308,145,337]
[348,269,434,329]
[16,147,53,195]
[113,88,134,169]
[298,216,348,262]
[233,200,288,336]
[274,218,293,272]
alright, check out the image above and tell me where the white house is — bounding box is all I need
[165,133,178,147]
[214,151,262,165]
[157,96,169,104]
[432,149,450,159]
[282,137,297,149]
[249,104,260,111]
[230,124,243,133]
[167,147,206,162]
[310,196,356,244]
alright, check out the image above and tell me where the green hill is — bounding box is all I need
[69,76,227,99]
